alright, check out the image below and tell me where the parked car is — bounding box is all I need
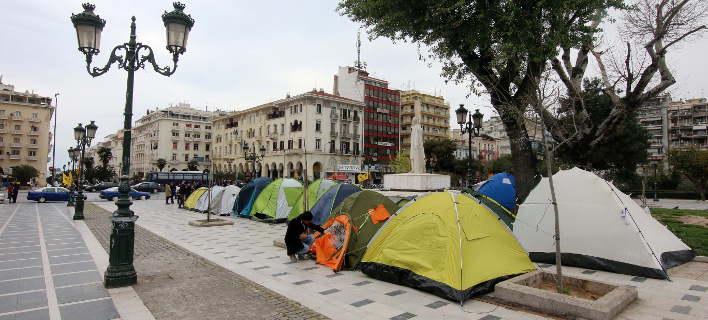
[27,187,87,203]
[99,187,151,201]
[87,181,119,192]
[131,182,163,193]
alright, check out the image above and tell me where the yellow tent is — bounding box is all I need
[184,187,208,209]
[360,191,535,302]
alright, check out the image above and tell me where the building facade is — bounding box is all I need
[87,128,123,178]
[399,90,451,154]
[668,98,707,151]
[212,90,365,183]
[450,129,501,163]
[0,82,54,186]
[333,66,400,181]
[131,103,225,176]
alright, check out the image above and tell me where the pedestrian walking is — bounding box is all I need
[170,182,176,204]
[165,183,172,204]
[11,183,19,203]
[6,184,12,203]
[178,182,188,208]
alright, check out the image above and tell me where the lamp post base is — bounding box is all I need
[104,215,138,288]
[73,193,85,220]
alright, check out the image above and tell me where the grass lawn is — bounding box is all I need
[651,208,708,256]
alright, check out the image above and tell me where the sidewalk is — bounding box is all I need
[0,202,150,320]
[94,200,708,320]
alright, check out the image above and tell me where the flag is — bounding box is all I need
[63,172,72,187]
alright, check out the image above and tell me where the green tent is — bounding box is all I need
[250,178,303,223]
[462,187,516,230]
[288,179,337,221]
[360,191,535,302]
[321,190,399,270]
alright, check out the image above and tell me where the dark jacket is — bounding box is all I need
[285,217,324,255]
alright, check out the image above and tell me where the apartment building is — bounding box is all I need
[399,90,451,154]
[130,103,225,176]
[450,129,501,163]
[87,128,123,176]
[478,115,510,157]
[668,98,708,151]
[212,89,365,182]
[333,66,400,181]
[0,81,54,186]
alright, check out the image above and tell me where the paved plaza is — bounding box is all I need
[1,195,707,319]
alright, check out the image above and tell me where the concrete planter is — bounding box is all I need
[188,219,234,227]
[488,270,637,320]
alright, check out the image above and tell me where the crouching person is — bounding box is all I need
[285,211,324,260]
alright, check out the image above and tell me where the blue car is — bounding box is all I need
[27,187,87,203]
[99,187,151,201]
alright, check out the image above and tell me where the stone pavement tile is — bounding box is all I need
[425,300,449,309]
[55,282,110,305]
[59,298,120,320]
[6,307,50,320]
[51,270,102,288]
[351,299,374,307]
[50,261,96,275]
[359,301,407,319]
[681,294,701,302]
[670,305,691,314]
[689,284,707,292]
[47,253,92,265]
[15,290,48,312]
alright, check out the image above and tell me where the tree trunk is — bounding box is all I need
[498,108,540,205]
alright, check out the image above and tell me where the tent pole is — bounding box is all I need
[540,114,563,293]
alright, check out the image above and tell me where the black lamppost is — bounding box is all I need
[455,104,483,187]
[243,143,266,181]
[67,147,80,207]
[70,2,194,288]
[73,121,98,220]
[652,159,660,202]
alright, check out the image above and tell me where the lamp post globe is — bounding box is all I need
[456,104,483,187]
[70,3,106,55]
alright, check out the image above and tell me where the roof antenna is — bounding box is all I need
[354,30,367,70]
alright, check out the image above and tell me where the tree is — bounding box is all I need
[667,147,708,200]
[97,147,112,168]
[82,156,95,171]
[11,165,39,184]
[486,155,515,175]
[389,150,411,173]
[546,0,706,167]
[338,0,622,203]
[187,159,199,171]
[422,138,458,173]
[130,174,142,185]
[156,158,167,172]
[555,78,651,173]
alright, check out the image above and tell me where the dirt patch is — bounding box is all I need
[535,278,604,301]
[673,215,708,227]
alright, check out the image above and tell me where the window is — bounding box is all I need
[280,141,284,150]
[316,139,321,150]
[185,144,190,150]
[186,124,192,128]
[288,140,294,149]
[172,132,179,137]
[185,133,191,138]
[11,150,20,155]
[173,142,178,149]
[194,134,200,139]
[30,139,37,144]
[194,124,200,129]
[194,143,199,151]
[14,125,21,130]
[280,124,284,133]
[205,144,210,151]
[13,111,21,117]
[205,125,211,130]
[272,141,278,151]
[316,104,322,113]
[185,154,189,161]
[172,153,177,160]
[205,134,211,139]
[316,120,321,132]
[0,110,4,115]
[28,151,36,157]
[13,138,19,143]
[194,154,198,159]
[298,138,303,149]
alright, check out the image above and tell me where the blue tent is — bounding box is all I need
[310,184,363,225]
[234,177,273,217]
[476,173,516,211]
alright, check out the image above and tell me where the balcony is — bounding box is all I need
[0,115,6,120]
[330,132,338,137]
[0,129,6,134]
[330,113,338,119]
[11,143,22,148]
[11,130,23,135]
[28,117,41,123]
[353,133,360,140]
[172,126,180,131]
[27,156,37,161]
[285,148,303,154]
[27,144,39,149]
[268,133,278,139]
[341,116,352,122]
[172,136,180,140]
[11,115,23,121]
[28,131,40,136]
[185,127,193,132]
[205,129,212,133]
[169,160,179,164]
[341,133,352,139]
[184,137,194,141]
[193,137,202,141]
[9,155,21,160]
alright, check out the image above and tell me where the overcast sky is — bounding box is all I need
[1,0,706,172]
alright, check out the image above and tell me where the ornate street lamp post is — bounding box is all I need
[455,104,483,187]
[243,143,266,181]
[70,2,195,288]
[73,121,97,220]
[67,147,80,207]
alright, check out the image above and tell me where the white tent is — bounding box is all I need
[514,168,695,279]
[195,186,225,213]
[215,185,240,215]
